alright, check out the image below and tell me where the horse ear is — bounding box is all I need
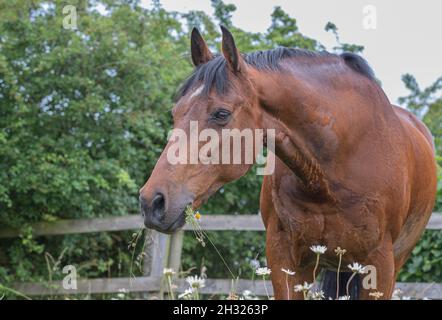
[221,25,241,73]
[191,27,213,67]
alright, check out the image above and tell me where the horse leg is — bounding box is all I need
[266,228,318,299]
[359,235,396,300]
[265,216,298,299]
[261,176,317,299]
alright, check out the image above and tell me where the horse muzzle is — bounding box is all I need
[140,192,190,234]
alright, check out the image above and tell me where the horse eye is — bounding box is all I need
[210,109,231,124]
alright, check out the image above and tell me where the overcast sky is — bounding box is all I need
[143,0,442,104]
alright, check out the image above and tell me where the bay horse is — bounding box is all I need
[139,26,437,299]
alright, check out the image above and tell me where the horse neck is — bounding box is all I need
[253,68,345,203]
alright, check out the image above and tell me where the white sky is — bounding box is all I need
[143,0,442,104]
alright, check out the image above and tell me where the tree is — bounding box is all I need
[0,0,440,291]
[0,0,191,282]
[266,6,317,49]
[325,22,364,53]
[211,0,236,27]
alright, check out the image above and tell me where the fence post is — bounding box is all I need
[168,230,184,272]
[142,230,169,299]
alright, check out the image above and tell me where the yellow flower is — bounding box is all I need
[194,211,201,220]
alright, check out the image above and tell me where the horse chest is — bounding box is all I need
[270,173,383,258]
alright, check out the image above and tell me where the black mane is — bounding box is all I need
[177,47,375,99]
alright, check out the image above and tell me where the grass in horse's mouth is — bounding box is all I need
[185,205,236,279]
[185,206,206,247]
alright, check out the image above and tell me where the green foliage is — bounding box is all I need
[0,0,440,292]
[398,230,442,282]
[0,0,188,229]
[182,231,266,279]
[266,6,317,49]
[324,22,364,53]
[0,0,189,285]
[211,0,236,27]
[399,74,442,156]
[0,0,321,288]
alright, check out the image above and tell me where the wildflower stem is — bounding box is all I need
[166,275,175,300]
[313,253,320,283]
[185,206,236,280]
[285,274,290,300]
[0,284,32,300]
[203,230,235,279]
[345,272,357,298]
[263,276,270,300]
[336,253,342,299]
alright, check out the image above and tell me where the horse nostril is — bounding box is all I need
[139,196,149,217]
[151,193,165,219]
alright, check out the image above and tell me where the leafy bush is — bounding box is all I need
[399,230,442,283]
[0,0,440,294]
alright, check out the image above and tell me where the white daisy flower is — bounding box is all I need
[308,290,325,300]
[256,267,271,276]
[294,281,313,292]
[348,262,367,274]
[241,290,259,300]
[310,245,327,254]
[242,290,252,298]
[281,268,296,276]
[391,288,402,300]
[163,268,175,276]
[178,288,194,299]
[185,275,205,289]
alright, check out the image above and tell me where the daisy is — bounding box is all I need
[256,267,271,299]
[348,262,367,274]
[178,288,194,299]
[391,289,402,300]
[242,290,258,300]
[185,275,205,289]
[163,268,175,276]
[310,245,327,254]
[281,268,295,299]
[281,268,296,276]
[256,267,271,276]
[294,281,313,292]
[308,290,325,300]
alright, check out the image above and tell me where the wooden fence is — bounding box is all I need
[1,213,442,299]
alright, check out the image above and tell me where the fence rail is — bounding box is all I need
[1,213,441,299]
[1,213,441,238]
